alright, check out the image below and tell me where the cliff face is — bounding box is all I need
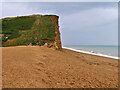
[1,15,62,49]
[49,15,62,49]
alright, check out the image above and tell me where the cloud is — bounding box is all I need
[60,7,117,32]
[59,6,118,45]
[1,2,117,18]
[2,3,33,18]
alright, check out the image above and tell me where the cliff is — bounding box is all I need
[1,15,62,49]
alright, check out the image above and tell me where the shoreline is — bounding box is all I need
[63,46,118,60]
[1,45,118,59]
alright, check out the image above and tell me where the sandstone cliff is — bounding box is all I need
[1,15,62,49]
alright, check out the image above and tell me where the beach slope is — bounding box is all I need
[2,46,118,88]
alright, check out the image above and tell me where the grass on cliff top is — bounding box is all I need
[2,16,36,39]
[2,15,56,47]
[40,16,56,40]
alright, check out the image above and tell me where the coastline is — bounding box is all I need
[63,46,119,60]
[2,46,118,88]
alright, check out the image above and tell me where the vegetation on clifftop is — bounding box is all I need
[1,15,56,47]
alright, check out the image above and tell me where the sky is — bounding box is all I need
[1,2,118,46]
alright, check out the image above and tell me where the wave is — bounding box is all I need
[63,47,119,60]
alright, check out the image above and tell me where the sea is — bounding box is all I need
[63,45,119,59]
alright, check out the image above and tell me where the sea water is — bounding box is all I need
[63,45,118,59]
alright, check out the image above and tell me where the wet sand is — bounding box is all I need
[2,46,118,88]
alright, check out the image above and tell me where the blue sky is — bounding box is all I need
[2,2,118,45]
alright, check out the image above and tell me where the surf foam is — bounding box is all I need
[63,47,119,60]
